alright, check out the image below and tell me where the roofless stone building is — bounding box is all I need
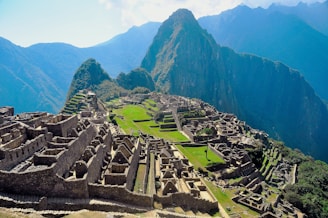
[0,104,218,214]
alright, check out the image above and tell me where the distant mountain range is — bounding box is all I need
[0,22,160,113]
[1,2,327,114]
[198,2,328,101]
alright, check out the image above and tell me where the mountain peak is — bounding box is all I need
[168,8,196,22]
[164,8,199,30]
[141,8,218,87]
[66,58,111,100]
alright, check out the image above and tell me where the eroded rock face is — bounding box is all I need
[141,8,328,162]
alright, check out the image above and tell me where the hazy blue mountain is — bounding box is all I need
[268,1,328,36]
[0,37,65,113]
[0,22,160,113]
[198,5,328,101]
[142,9,328,162]
[26,42,87,91]
[83,22,161,78]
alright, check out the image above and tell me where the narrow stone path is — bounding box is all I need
[291,164,297,185]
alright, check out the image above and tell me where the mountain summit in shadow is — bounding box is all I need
[142,8,328,162]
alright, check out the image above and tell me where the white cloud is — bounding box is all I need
[98,0,325,29]
[243,0,325,8]
[98,0,245,28]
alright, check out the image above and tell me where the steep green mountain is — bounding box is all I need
[66,58,111,99]
[198,5,328,101]
[66,58,124,103]
[141,9,328,162]
[116,68,155,91]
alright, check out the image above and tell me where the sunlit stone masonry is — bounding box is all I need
[0,105,218,214]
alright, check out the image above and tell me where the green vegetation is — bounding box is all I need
[181,110,206,118]
[196,127,214,136]
[62,92,87,114]
[116,68,155,91]
[112,101,328,218]
[66,58,111,100]
[131,87,151,94]
[204,181,259,218]
[112,104,188,142]
[94,80,126,102]
[228,177,243,185]
[142,99,159,112]
[66,58,126,103]
[276,142,328,218]
[175,145,224,170]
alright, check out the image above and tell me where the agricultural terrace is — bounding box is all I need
[112,104,188,142]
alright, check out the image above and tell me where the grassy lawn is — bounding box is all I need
[142,99,159,112]
[113,105,188,142]
[175,145,224,170]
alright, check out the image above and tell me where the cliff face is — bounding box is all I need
[141,9,328,161]
[198,5,328,101]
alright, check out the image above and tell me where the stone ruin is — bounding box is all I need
[0,105,218,214]
[146,93,301,217]
[0,92,303,217]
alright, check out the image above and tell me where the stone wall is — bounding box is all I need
[26,127,49,139]
[143,145,151,194]
[33,148,65,166]
[0,192,148,214]
[0,166,55,196]
[154,192,218,212]
[54,124,97,177]
[126,139,141,191]
[0,134,48,170]
[182,125,194,141]
[86,143,110,184]
[88,183,153,208]
[45,115,78,137]
[171,192,218,212]
[0,123,20,137]
[160,123,177,129]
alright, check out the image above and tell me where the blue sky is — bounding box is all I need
[0,0,324,47]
